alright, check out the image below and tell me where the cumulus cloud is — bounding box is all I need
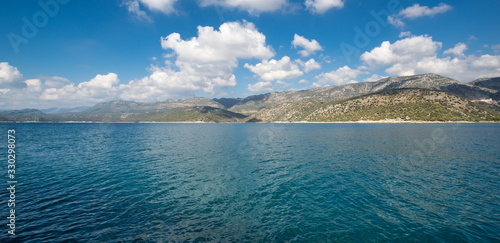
[25,79,43,93]
[245,56,303,82]
[120,21,274,100]
[162,21,273,63]
[292,34,323,57]
[296,58,321,73]
[40,73,120,102]
[119,65,206,100]
[472,55,500,69]
[0,62,25,89]
[443,43,468,57]
[0,64,121,109]
[248,81,273,92]
[361,35,500,81]
[305,0,344,14]
[41,76,72,88]
[1,21,276,109]
[199,0,288,14]
[313,65,361,87]
[361,35,442,66]
[389,3,452,27]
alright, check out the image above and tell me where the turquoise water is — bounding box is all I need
[0,123,499,242]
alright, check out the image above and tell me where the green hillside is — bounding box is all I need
[251,89,500,122]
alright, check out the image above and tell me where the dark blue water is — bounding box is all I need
[0,123,499,242]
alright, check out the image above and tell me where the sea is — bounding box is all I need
[0,123,499,242]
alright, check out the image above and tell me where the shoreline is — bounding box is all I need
[0,120,497,124]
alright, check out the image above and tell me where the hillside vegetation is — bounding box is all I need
[250,89,500,122]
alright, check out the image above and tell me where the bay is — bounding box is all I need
[0,123,499,242]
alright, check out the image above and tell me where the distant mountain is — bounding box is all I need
[127,106,248,123]
[51,106,248,123]
[0,109,44,116]
[41,106,90,114]
[470,77,500,91]
[228,73,499,114]
[84,97,224,114]
[1,74,499,123]
[251,89,500,122]
[0,109,46,122]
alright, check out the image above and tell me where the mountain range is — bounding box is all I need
[1,73,499,122]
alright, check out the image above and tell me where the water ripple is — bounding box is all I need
[0,123,498,242]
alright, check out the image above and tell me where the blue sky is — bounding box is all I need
[1,0,499,109]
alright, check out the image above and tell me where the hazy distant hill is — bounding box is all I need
[123,106,248,123]
[84,97,224,114]
[41,107,90,114]
[0,109,46,122]
[470,77,500,91]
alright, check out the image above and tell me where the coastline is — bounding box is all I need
[1,120,497,124]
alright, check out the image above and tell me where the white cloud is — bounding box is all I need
[0,67,121,109]
[313,65,361,87]
[0,21,277,109]
[364,74,387,82]
[123,0,153,22]
[119,66,206,100]
[389,3,452,27]
[361,35,442,66]
[120,21,274,100]
[244,56,303,82]
[41,73,120,102]
[138,0,177,14]
[0,62,25,88]
[299,79,308,84]
[162,21,274,63]
[292,34,323,57]
[399,31,412,38]
[472,55,500,69]
[399,3,452,19]
[361,35,500,81]
[388,16,405,28]
[305,0,344,14]
[41,76,72,88]
[80,73,119,89]
[199,0,287,14]
[296,58,321,73]
[444,43,468,57]
[122,21,274,100]
[25,79,42,92]
[248,81,273,92]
